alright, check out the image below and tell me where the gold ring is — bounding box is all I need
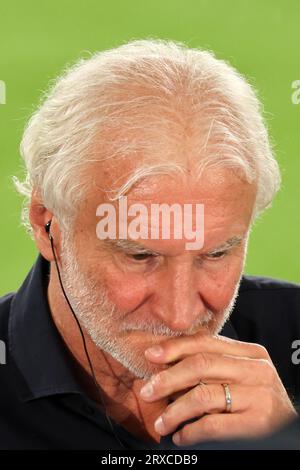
[222,383,232,413]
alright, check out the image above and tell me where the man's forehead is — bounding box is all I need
[89,164,255,206]
[75,164,255,254]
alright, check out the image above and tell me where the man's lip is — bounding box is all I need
[120,328,179,338]
[120,328,171,335]
[119,327,206,337]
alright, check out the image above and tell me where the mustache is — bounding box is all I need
[119,311,214,337]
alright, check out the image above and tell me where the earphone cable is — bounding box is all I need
[49,232,127,449]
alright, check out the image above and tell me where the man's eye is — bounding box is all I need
[205,250,227,260]
[128,253,156,262]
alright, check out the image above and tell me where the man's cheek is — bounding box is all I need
[106,276,149,312]
[205,271,241,310]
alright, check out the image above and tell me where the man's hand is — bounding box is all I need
[139,335,298,446]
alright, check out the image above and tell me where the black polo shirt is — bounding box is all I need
[1,253,300,450]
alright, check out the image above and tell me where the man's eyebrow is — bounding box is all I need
[102,235,245,255]
[103,238,161,255]
[206,236,245,253]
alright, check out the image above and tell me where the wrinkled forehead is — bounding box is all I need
[84,157,255,205]
[74,163,257,250]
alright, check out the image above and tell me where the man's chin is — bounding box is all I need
[127,358,169,380]
[115,321,227,378]
[96,319,226,379]
[109,342,171,380]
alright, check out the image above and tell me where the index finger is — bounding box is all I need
[144,333,270,364]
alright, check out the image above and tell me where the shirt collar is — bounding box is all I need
[8,253,238,402]
[8,253,82,402]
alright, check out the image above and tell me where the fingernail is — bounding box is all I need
[140,382,154,398]
[145,345,163,358]
[173,433,181,445]
[154,416,165,434]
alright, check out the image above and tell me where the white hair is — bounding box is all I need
[13,38,281,236]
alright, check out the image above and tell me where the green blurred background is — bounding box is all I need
[0,0,299,295]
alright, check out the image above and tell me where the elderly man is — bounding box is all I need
[0,39,299,450]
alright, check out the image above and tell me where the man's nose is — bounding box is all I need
[152,262,206,332]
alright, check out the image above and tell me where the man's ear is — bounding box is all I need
[29,190,60,261]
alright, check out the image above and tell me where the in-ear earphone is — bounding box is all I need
[45,220,52,237]
[44,220,127,449]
